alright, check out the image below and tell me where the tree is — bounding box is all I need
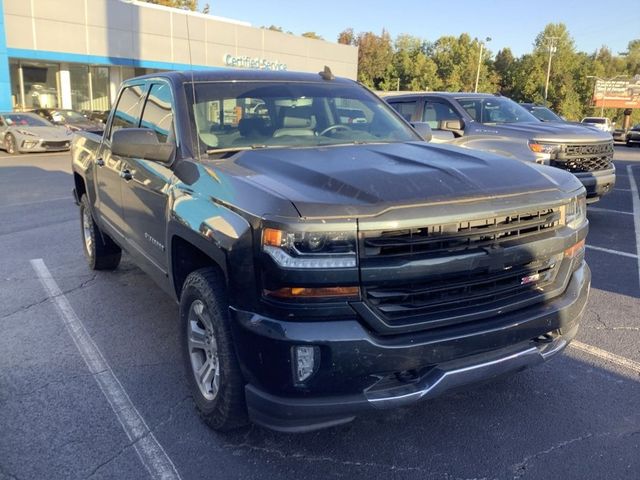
[140,0,197,10]
[379,35,440,91]
[301,32,324,40]
[494,48,516,96]
[337,28,356,46]
[355,30,393,88]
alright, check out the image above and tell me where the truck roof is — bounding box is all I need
[383,92,500,101]
[125,69,356,85]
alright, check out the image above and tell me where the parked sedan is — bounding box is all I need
[627,124,640,147]
[33,108,104,134]
[0,112,72,154]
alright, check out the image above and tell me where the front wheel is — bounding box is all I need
[5,133,19,155]
[79,195,121,270]
[180,268,248,431]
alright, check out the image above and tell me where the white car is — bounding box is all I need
[581,117,614,134]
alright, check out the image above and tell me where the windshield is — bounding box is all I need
[528,106,563,122]
[4,114,52,127]
[582,118,606,124]
[455,97,538,124]
[189,81,419,154]
[49,110,87,123]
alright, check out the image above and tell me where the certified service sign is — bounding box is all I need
[224,54,287,71]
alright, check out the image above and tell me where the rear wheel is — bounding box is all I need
[5,133,19,155]
[79,195,121,270]
[180,268,248,431]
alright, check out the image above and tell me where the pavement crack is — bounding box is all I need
[85,395,190,479]
[512,433,595,479]
[0,371,102,404]
[0,274,97,320]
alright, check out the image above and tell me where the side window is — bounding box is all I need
[422,100,461,129]
[109,85,146,140]
[388,101,417,121]
[140,83,175,144]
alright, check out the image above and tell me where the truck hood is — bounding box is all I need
[12,125,71,140]
[229,142,580,218]
[486,122,612,143]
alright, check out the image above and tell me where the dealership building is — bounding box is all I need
[0,0,358,112]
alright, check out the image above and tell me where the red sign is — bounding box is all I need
[592,76,640,108]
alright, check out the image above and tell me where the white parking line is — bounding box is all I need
[571,341,640,375]
[588,207,634,216]
[585,245,638,259]
[30,259,181,480]
[627,165,640,288]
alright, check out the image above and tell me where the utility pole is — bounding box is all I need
[544,36,559,106]
[474,37,491,93]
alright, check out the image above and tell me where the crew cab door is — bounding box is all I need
[120,81,176,275]
[95,84,146,237]
[422,98,464,142]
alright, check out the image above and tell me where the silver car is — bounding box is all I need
[0,112,73,154]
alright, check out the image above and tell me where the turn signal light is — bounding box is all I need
[564,239,585,258]
[263,228,283,247]
[265,286,359,299]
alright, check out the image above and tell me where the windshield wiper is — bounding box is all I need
[206,144,286,155]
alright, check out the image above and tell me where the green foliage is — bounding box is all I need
[338,22,638,123]
[301,32,324,40]
[140,0,196,10]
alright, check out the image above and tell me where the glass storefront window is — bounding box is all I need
[22,62,60,109]
[90,66,110,111]
[8,60,60,110]
[69,64,91,111]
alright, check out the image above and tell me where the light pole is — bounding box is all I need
[543,36,558,105]
[474,37,491,93]
[587,75,628,117]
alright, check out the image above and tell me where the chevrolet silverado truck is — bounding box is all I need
[386,93,615,203]
[71,70,590,432]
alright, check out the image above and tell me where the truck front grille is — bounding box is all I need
[359,207,566,332]
[552,141,613,173]
[365,256,561,323]
[361,208,560,259]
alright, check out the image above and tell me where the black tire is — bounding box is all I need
[79,194,121,270]
[180,267,248,431]
[5,133,19,155]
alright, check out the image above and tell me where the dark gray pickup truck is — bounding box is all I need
[386,93,616,203]
[71,70,590,432]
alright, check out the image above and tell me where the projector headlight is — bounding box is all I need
[565,194,587,229]
[262,228,356,269]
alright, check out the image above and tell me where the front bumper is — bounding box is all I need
[574,167,616,203]
[231,263,591,432]
[18,138,71,153]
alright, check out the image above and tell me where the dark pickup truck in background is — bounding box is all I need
[71,70,590,432]
[386,93,616,203]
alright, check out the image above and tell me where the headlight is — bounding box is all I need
[565,194,586,229]
[15,129,36,137]
[528,141,559,156]
[262,228,356,268]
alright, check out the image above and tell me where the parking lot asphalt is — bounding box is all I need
[0,147,639,480]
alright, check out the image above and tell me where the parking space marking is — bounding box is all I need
[588,207,634,216]
[586,245,638,259]
[30,259,182,480]
[627,165,640,288]
[571,341,640,375]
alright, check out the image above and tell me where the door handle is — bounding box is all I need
[96,157,105,167]
[120,169,133,181]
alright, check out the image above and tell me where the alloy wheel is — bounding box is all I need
[187,299,221,401]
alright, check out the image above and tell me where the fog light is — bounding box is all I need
[293,345,319,383]
[22,141,38,149]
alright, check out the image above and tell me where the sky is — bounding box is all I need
[208,0,640,57]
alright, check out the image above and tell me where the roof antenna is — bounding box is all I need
[318,65,335,81]
[185,13,202,159]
